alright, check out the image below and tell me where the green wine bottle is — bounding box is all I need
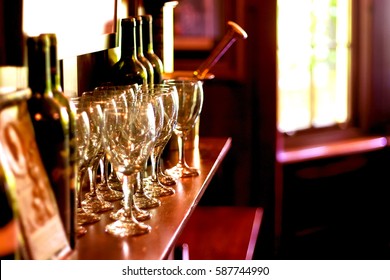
[47,33,76,250]
[111,17,148,86]
[141,14,164,84]
[136,16,154,84]
[26,34,71,250]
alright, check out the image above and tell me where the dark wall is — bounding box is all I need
[0,0,24,66]
[178,0,279,257]
[371,0,390,132]
[183,0,279,207]
[281,148,390,259]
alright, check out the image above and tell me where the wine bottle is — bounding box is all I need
[141,14,164,84]
[136,16,154,84]
[111,17,148,86]
[26,35,71,250]
[47,33,76,250]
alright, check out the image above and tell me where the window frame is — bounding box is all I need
[277,0,352,134]
[282,0,390,151]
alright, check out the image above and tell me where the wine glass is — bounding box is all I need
[70,97,101,229]
[109,90,155,219]
[139,84,179,198]
[162,78,204,178]
[111,84,161,210]
[81,89,126,203]
[79,93,114,213]
[131,85,166,207]
[102,97,156,237]
[73,103,89,237]
[94,85,137,193]
[93,87,128,201]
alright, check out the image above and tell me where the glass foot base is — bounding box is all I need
[165,165,199,179]
[76,225,87,238]
[82,196,114,213]
[97,186,124,202]
[158,173,177,186]
[77,208,101,225]
[107,174,123,192]
[146,183,175,198]
[134,193,161,209]
[105,220,151,237]
[110,207,151,222]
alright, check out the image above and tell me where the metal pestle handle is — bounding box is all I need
[193,21,248,80]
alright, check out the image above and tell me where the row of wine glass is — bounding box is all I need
[70,79,204,237]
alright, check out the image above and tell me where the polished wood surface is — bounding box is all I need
[176,206,263,260]
[74,137,232,260]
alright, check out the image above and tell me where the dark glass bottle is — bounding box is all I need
[48,33,76,249]
[111,17,147,86]
[141,14,164,84]
[26,35,71,249]
[136,16,154,84]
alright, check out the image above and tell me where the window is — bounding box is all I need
[277,0,352,134]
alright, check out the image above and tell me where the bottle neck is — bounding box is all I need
[27,35,54,97]
[121,18,137,59]
[136,18,145,57]
[142,15,154,54]
[48,34,63,92]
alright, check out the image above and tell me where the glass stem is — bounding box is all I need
[107,156,118,182]
[134,172,144,195]
[153,141,166,180]
[177,134,186,167]
[150,150,158,182]
[156,154,163,183]
[122,174,137,221]
[100,156,107,186]
[88,158,99,196]
[77,167,86,208]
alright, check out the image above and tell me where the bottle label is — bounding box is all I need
[0,96,71,260]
